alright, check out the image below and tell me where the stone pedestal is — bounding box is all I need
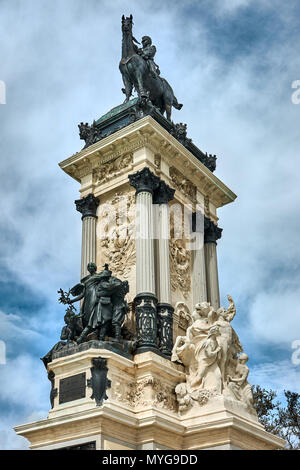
[14,347,285,450]
[14,112,279,451]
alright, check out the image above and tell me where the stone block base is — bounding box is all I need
[14,348,285,450]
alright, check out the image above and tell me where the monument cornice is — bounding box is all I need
[59,116,237,209]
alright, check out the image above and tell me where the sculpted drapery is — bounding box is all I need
[172,296,256,415]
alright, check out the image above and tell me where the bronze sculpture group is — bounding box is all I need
[119,14,182,120]
[59,263,129,344]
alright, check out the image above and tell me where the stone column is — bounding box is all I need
[128,167,160,354]
[204,217,222,310]
[191,211,207,304]
[75,193,99,280]
[153,180,175,357]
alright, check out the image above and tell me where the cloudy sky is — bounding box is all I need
[0,0,299,449]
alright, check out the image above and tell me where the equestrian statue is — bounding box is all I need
[119,14,182,121]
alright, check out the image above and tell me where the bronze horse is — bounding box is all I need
[119,15,182,121]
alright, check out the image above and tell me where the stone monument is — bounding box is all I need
[14,15,285,450]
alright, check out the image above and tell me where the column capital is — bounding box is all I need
[204,217,222,244]
[75,193,99,219]
[153,180,175,204]
[128,167,160,195]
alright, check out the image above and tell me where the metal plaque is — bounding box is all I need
[59,372,86,404]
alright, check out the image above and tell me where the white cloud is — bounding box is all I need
[215,0,252,14]
[0,354,49,449]
[0,0,300,449]
[0,354,49,408]
[248,288,300,347]
[0,410,46,450]
[250,360,300,397]
[0,311,41,344]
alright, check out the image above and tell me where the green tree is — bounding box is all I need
[252,385,300,449]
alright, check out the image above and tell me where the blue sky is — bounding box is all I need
[0,0,300,449]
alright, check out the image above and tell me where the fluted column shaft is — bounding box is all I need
[75,193,99,280]
[204,217,222,310]
[129,167,160,354]
[136,191,156,294]
[158,203,171,303]
[154,180,175,357]
[81,216,97,279]
[191,211,207,304]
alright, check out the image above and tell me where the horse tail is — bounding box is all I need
[173,96,183,110]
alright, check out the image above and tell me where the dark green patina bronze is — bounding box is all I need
[59,373,86,404]
[61,264,131,343]
[77,15,217,173]
[41,264,137,367]
[87,357,111,407]
[119,15,182,121]
[68,263,130,344]
[78,100,216,172]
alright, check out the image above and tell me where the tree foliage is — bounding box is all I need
[252,385,300,449]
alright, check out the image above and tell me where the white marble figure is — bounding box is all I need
[172,295,255,415]
[214,294,237,382]
[192,325,222,393]
[172,301,213,364]
[224,353,256,414]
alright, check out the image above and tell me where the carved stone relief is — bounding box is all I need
[169,201,192,301]
[93,153,133,186]
[169,237,191,300]
[204,196,210,218]
[129,377,177,412]
[154,154,161,170]
[110,376,177,412]
[169,167,196,203]
[174,302,192,333]
[98,190,136,283]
